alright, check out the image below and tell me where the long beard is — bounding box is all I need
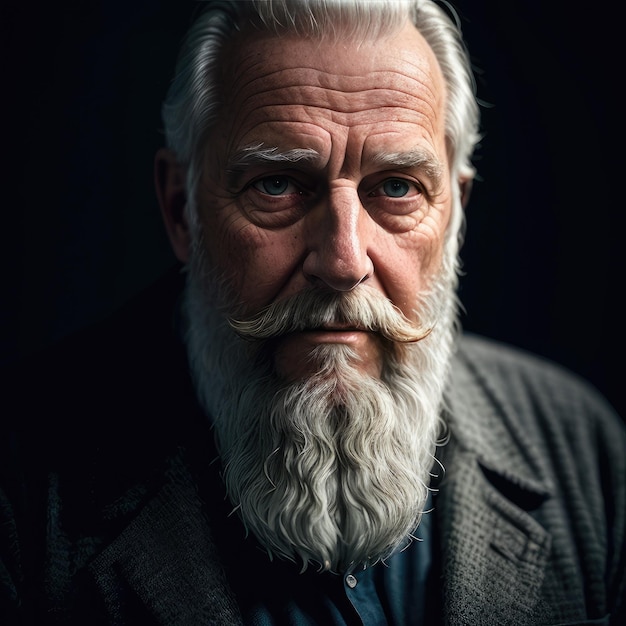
[183,241,459,573]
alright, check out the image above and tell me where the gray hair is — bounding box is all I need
[162,1,479,193]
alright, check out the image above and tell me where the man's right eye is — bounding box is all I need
[252,176,300,196]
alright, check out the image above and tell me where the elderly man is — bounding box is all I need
[2,1,625,624]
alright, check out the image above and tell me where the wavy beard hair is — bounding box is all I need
[182,229,460,574]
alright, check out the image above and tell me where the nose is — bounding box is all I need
[302,186,374,291]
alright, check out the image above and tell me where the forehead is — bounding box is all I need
[216,21,447,165]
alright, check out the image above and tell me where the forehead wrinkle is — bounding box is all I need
[237,69,439,109]
[225,62,284,109]
[234,55,437,86]
[226,59,444,142]
[227,54,440,100]
[234,95,440,142]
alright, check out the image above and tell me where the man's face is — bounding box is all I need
[195,21,451,380]
[175,20,459,571]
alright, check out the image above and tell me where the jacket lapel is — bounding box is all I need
[87,452,243,625]
[437,345,555,625]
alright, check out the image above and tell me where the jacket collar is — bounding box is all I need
[444,339,556,496]
[435,338,554,625]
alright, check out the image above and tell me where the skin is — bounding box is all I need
[157,20,456,381]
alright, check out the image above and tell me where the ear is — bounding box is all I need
[155,148,191,263]
[458,171,474,209]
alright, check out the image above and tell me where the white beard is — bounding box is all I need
[182,234,460,573]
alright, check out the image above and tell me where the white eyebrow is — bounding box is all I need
[226,143,321,187]
[371,148,444,190]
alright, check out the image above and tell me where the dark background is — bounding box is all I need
[2,1,624,419]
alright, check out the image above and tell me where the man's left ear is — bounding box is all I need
[458,173,474,209]
[155,148,191,263]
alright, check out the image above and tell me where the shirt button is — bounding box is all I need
[346,574,357,588]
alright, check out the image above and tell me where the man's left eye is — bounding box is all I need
[368,178,418,198]
[252,176,300,196]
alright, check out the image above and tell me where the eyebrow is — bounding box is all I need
[226,144,321,188]
[371,148,444,191]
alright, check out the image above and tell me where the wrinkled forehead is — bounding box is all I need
[215,21,447,154]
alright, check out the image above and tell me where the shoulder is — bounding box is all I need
[450,332,626,474]
[455,332,621,422]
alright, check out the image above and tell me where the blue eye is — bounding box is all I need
[254,176,292,195]
[382,179,411,198]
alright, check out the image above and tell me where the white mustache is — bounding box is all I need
[228,287,432,344]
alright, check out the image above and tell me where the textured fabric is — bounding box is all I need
[1,268,625,625]
[438,337,626,625]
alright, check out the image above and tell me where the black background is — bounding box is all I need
[2,1,624,419]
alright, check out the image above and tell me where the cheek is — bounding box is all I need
[201,207,305,312]
[410,198,452,271]
[200,206,247,268]
[373,212,449,318]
